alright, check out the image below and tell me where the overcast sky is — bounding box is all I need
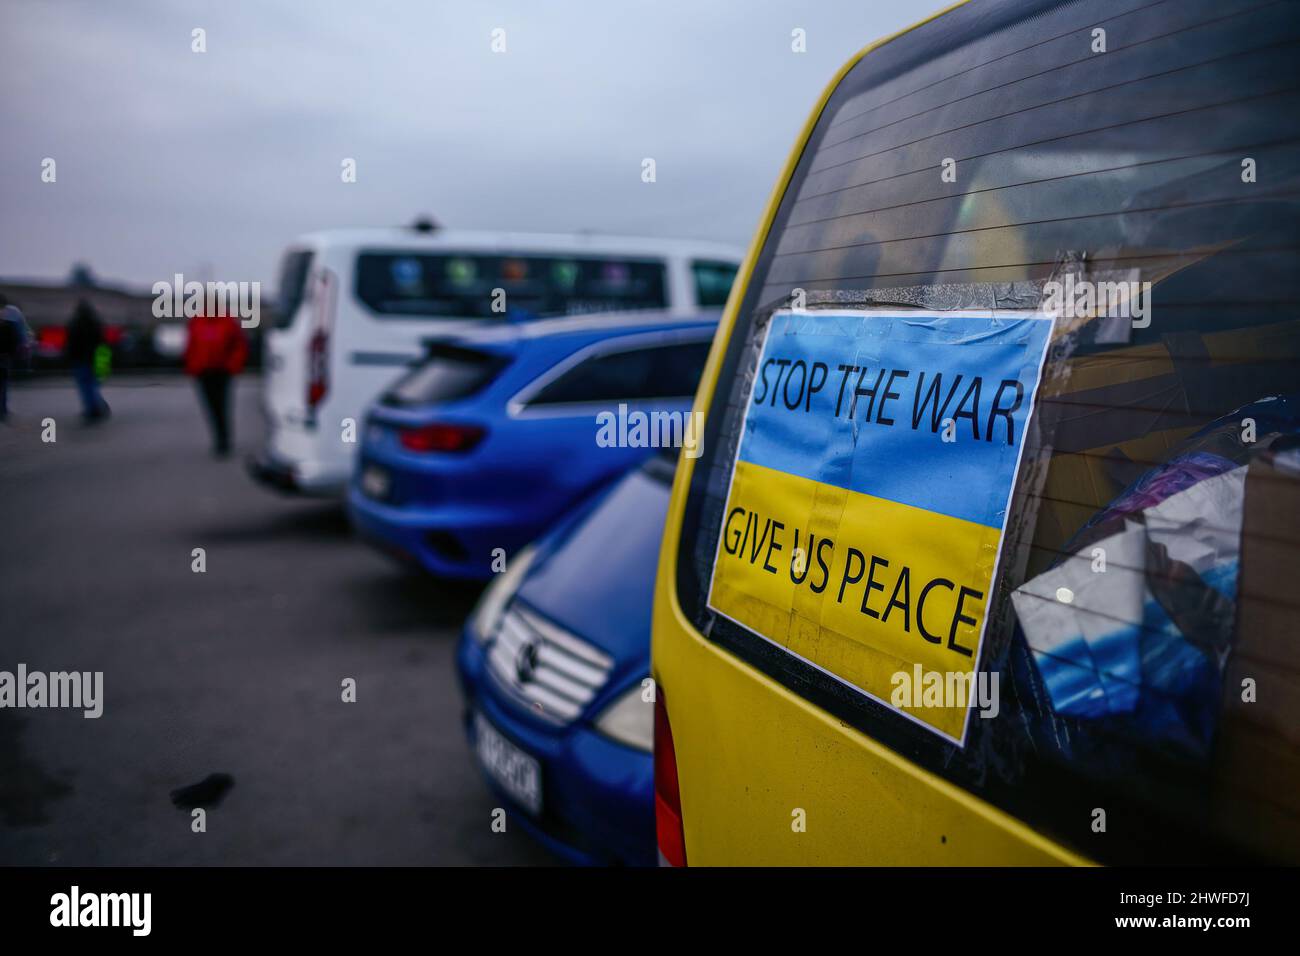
[1,0,922,289]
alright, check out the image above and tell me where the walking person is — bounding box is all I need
[65,299,110,422]
[0,293,32,422]
[184,308,248,456]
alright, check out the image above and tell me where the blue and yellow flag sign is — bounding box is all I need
[707,309,1055,744]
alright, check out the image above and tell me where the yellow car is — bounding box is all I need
[652,0,1300,865]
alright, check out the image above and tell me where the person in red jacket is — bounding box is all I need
[184,310,248,456]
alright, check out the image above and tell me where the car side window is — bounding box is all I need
[691,260,738,308]
[355,253,669,319]
[527,340,711,407]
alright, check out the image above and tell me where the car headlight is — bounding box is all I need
[470,544,538,643]
[594,681,654,753]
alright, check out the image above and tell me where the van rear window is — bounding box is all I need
[274,250,313,329]
[354,252,668,319]
[675,0,1300,863]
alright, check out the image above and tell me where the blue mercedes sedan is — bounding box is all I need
[347,311,715,579]
[456,451,675,865]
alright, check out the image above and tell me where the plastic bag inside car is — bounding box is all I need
[1014,395,1300,759]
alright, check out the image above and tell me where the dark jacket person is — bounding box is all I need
[65,300,109,422]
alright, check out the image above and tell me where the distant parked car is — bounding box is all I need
[251,226,740,495]
[346,310,716,580]
[151,323,188,361]
[31,322,159,372]
[457,451,675,866]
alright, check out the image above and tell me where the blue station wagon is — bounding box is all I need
[347,311,716,579]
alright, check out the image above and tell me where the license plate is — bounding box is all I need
[360,464,391,500]
[474,712,542,816]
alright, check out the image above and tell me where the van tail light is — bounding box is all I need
[306,268,337,413]
[399,422,486,453]
[654,691,687,867]
[306,328,329,409]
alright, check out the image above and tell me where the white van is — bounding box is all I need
[250,226,742,495]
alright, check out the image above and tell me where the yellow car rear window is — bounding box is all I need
[676,0,1300,863]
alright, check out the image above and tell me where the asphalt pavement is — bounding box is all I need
[0,373,555,865]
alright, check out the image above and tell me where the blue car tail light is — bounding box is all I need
[398,421,486,453]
